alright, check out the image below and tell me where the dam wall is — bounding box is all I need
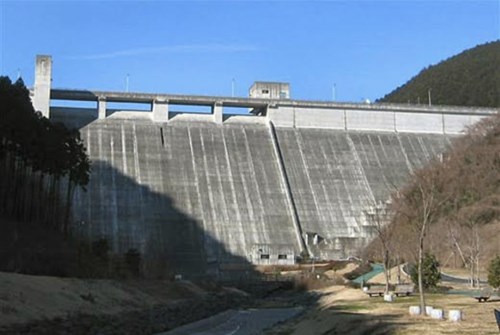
[275,128,449,259]
[51,106,453,269]
[33,56,497,275]
[62,116,302,274]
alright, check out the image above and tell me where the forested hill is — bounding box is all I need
[378,40,500,108]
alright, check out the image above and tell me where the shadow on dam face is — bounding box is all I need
[72,160,258,280]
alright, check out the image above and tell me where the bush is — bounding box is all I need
[410,253,441,290]
[487,255,500,288]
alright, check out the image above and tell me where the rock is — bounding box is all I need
[430,308,444,320]
[383,293,395,302]
[409,306,420,316]
[449,309,462,322]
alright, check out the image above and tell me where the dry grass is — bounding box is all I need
[265,285,500,335]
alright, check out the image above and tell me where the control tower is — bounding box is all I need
[249,81,290,100]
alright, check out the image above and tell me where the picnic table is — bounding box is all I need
[474,287,493,303]
[365,285,385,297]
[394,284,414,297]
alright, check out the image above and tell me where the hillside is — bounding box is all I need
[378,40,500,107]
[366,112,500,275]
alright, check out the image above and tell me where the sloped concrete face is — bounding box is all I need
[56,113,452,273]
[70,119,300,274]
[274,128,450,258]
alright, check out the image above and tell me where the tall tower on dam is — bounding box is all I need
[31,56,497,277]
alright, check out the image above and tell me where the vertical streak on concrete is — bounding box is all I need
[418,136,432,162]
[346,134,376,205]
[368,135,391,188]
[98,97,107,119]
[295,129,323,225]
[328,134,356,230]
[97,127,105,236]
[242,128,265,224]
[210,130,228,251]
[110,135,118,251]
[86,128,92,237]
[221,129,245,252]
[268,121,307,255]
[200,128,218,259]
[230,128,255,226]
[121,124,128,174]
[132,123,146,252]
[33,55,51,118]
[396,134,413,175]
[320,137,347,225]
[187,126,208,261]
[154,125,165,195]
[376,135,393,186]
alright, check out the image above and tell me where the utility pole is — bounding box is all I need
[232,78,235,97]
[125,74,130,92]
[428,88,432,106]
[332,83,337,101]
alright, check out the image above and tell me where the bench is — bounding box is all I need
[366,285,386,297]
[474,287,493,303]
[394,284,414,297]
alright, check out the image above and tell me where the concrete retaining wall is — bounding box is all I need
[267,105,492,134]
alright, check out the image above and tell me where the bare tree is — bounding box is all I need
[392,167,449,315]
[363,200,393,293]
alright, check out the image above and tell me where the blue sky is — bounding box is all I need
[0,0,498,102]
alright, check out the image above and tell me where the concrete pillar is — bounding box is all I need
[98,96,107,119]
[33,55,52,118]
[213,101,223,124]
[152,98,169,122]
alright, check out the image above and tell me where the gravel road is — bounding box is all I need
[158,307,304,335]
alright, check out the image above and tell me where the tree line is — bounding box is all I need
[0,76,90,234]
[378,40,500,108]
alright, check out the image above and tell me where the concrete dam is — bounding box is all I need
[31,56,496,276]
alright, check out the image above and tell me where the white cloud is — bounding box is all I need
[65,43,259,60]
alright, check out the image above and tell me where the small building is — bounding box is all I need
[250,243,295,265]
[249,82,290,100]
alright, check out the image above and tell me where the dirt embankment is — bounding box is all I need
[0,271,250,334]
